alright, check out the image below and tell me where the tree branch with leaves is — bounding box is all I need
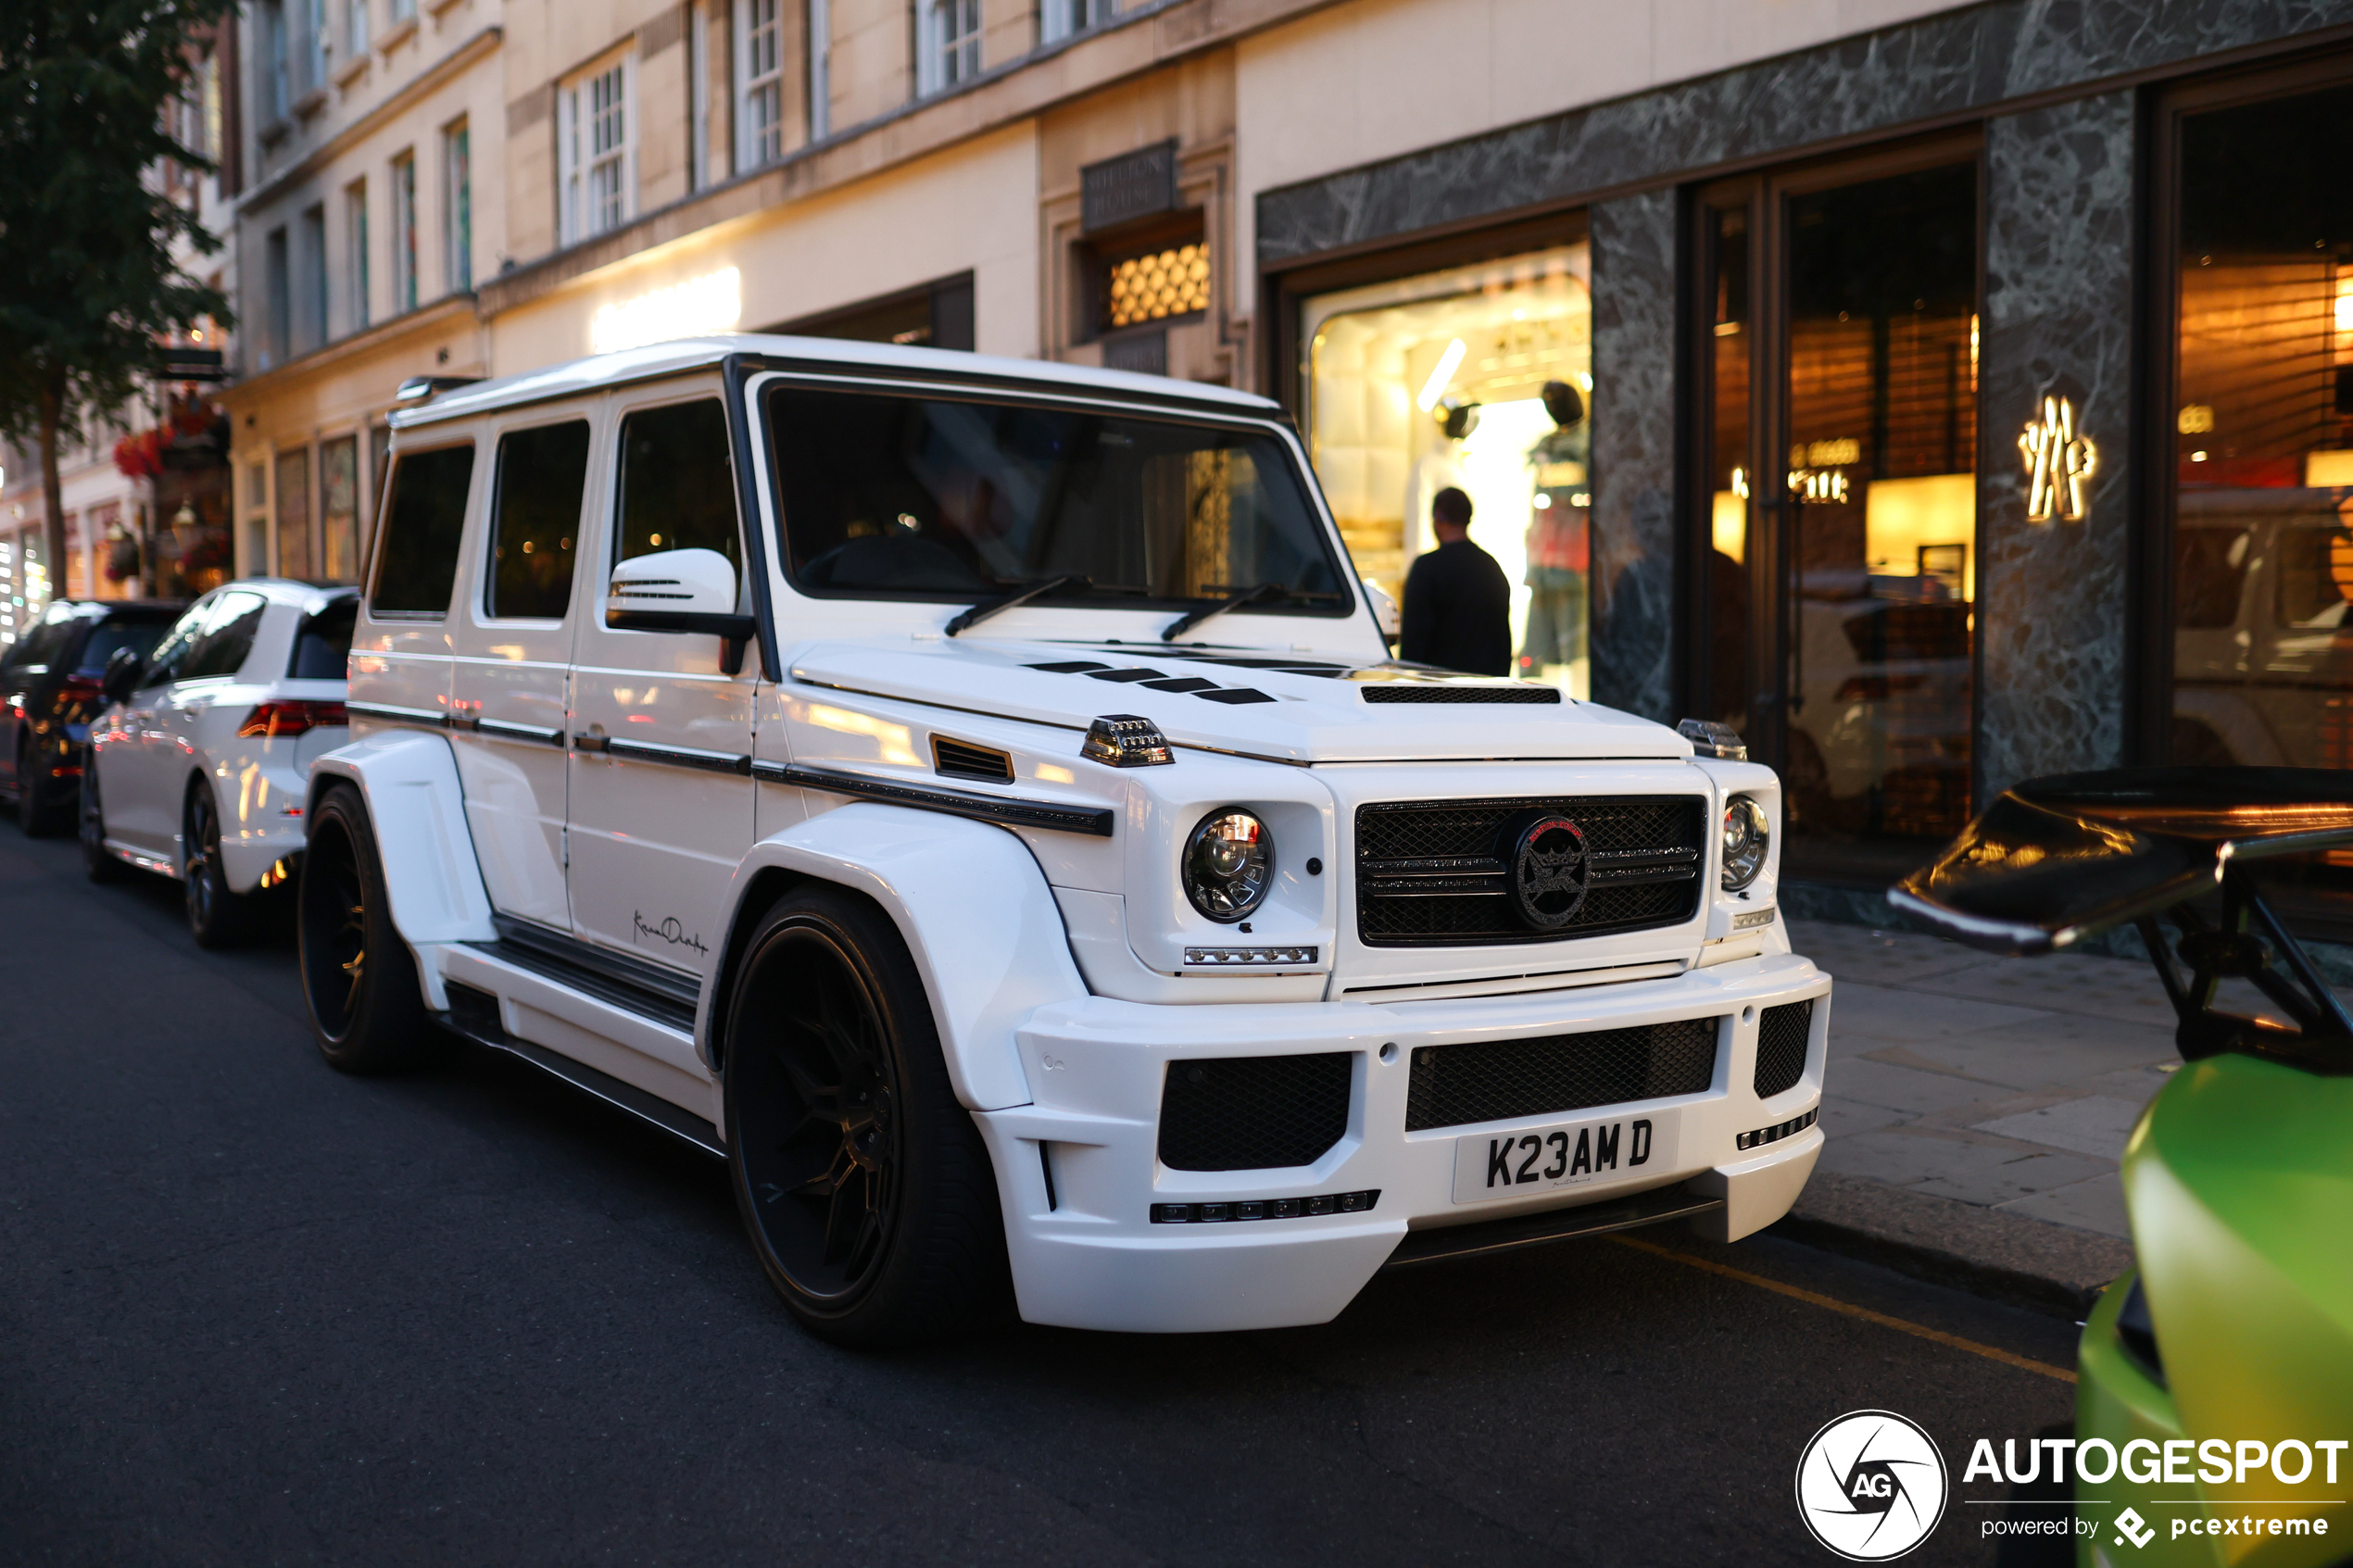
[0,0,237,596]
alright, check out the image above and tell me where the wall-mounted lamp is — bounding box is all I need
[2020,395,2096,523]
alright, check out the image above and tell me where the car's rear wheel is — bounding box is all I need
[299,785,438,1073]
[80,749,120,883]
[184,786,251,947]
[724,886,1009,1347]
[17,733,61,837]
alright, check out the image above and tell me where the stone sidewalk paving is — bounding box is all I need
[1795,917,2187,1242]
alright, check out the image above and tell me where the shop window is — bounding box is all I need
[1697,157,1979,882]
[2167,77,2353,778]
[1102,240,1209,332]
[487,421,589,620]
[275,446,311,579]
[321,434,360,583]
[1301,244,1592,691]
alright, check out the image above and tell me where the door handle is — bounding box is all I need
[573,731,610,753]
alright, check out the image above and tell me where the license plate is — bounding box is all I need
[1451,1110,1679,1204]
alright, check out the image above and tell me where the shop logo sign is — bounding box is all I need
[2114,1508,2157,1549]
[1796,1410,1950,1561]
[2020,395,2098,523]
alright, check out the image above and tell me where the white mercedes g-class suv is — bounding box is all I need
[304,335,1829,1346]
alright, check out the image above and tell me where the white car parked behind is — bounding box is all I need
[83,579,356,946]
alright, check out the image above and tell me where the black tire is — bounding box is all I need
[80,748,120,883]
[183,784,251,947]
[298,784,439,1074]
[724,886,1010,1347]
[17,732,61,837]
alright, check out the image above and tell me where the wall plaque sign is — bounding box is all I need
[2020,395,2097,523]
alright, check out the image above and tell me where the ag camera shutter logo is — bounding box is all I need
[1796,1410,1950,1561]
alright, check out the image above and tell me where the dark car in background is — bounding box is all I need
[1,600,184,834]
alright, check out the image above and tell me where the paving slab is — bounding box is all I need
[1972,1096,2151,1160]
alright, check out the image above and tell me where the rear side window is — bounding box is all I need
[371,443,476,615]
[617,400,740,594]
[290,599,357,678]
[181,591,269,680]
[6,620,73,675]
[142,602,211,687]
[75,619,172,676]
[488,420,590,619]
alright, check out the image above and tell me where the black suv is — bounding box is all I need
[2,600,183,834]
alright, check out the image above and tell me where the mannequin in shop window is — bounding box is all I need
[1401,485,1511,675]
[1403,398,1478,563]
[1519,380,1592,691]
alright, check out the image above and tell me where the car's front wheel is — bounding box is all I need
[724,886,1009,1347]
[184,786,251,947]
[298,785,438,1073]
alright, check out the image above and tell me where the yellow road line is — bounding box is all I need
[1610,1235,2078,1385]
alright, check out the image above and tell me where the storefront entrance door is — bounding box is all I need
[1697,149,1982,885]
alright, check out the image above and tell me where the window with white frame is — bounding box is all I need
[262,0,290,120]
[809,0,830,139]
[1039,0,1113,44]
[560,55,634,244]
[387,0,414,21]
[297,0,326,96]
[346,0,368,55]
[443,119,471,292]
[917,0,979,95]
[346,179,370,332]
[390,151,417,311]
[736,0,784,169]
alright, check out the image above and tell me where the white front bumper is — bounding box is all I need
[973,952,1830,1332]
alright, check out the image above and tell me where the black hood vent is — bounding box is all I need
[933,735,1014,784]
[1362,684,1562,704]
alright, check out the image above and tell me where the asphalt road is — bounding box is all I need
[0,823,2081,1567]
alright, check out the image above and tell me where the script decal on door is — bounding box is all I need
[632,910,710,958]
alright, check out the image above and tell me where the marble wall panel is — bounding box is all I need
[1976,90,2137,797]
[1589,191,1680,723]
[1259,0,2349,267]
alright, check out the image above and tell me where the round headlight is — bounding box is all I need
[1183,808,1274,922]
[1721,795,1770,892]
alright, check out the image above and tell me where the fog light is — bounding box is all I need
[1734,1107,1817,1150]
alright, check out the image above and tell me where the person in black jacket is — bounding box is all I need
[1400,486,1512,674]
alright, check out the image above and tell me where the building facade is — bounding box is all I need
[215,0,2353,910]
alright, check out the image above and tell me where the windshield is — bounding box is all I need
[763,385,1349,616]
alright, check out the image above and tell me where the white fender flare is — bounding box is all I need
[701,802,1085,1112]
[308,729,497,949]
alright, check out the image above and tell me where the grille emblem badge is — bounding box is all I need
[1508,814,1590,929]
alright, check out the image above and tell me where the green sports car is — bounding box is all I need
[1894,769,2353,1567]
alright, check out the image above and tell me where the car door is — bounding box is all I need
[104,598,211,854]
[565,384,758,1022]
[160,590,270,828]
[449,408,597,931]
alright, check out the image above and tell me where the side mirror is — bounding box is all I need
[101,646,144,705]
[604,547,759,676]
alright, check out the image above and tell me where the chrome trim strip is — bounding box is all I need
[347,700,451,729]
[755,759,1115,837]
[600,737,754,775]
[471,716,565,746]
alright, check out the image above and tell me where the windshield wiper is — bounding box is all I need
[944,574,1090,637]
[1161,583,1288,642]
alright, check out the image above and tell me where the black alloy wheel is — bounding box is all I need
[183,786,250,947]
[16,733,59,837]
[724,886,1009,1347]
[298,784,436,1073]
[80,749,120,883]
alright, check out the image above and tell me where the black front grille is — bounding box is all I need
[1360,685,1562,704]
[1158,1053,1351,1171]
[1404,1017,1721,1132]
[1355,796,1705,946]
[1754,999,1813,1098]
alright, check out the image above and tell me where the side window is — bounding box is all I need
[371,442,477,616]
[289,599,358,679]
[143,601,213,688]
[181,591,270,680]
[7,620,73,676]
[75,619,171,677]
[616,400,740,596]
[487,420,591,620]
